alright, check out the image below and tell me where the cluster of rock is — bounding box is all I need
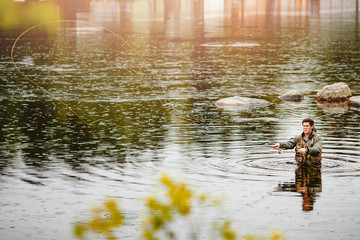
[317,82,359,110]
[215,82,359,111]
[316,82,352,102]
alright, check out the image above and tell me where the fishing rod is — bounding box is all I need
[11,20,167,130]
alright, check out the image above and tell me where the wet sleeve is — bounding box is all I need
[279,136,299,149]
[309,137,322,155]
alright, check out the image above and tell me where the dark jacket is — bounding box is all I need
[280,129,322,166]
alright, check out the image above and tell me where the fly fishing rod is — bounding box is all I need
[11,20,167,130]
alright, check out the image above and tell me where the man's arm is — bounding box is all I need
[270,136,300,150]
[308,137,322,155]
[279,136,300,149]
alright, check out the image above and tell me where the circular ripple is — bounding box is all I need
[244,157,298,172]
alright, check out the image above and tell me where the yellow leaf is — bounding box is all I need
[73,224,86,239]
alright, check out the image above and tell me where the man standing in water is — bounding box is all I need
[271,118,322,167]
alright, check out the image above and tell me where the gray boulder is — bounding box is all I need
[349,96,360,109]
[279,89,304,101]
[317,82,352,102]
[215,96,270,110]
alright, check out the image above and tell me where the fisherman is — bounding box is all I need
[270,118,322,167]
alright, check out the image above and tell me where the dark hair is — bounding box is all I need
[302,118,314,126]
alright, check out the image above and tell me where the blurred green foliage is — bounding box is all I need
[73,173,285,240]
[0,0,59,30]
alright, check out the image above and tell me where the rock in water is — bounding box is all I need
[317,101,349,114]
[317,82,352,102]
[279,90,304,101]
[215,96,270,110]
[349,96,360,109]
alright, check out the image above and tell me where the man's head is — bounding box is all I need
[302,118,314,126]
[302,118,314,135]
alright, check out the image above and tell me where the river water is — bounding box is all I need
[1,0,360,239]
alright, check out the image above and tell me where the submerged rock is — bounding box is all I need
[349,96,360,109]
[279,89,304,101]
[317,82,352,102]
[215,96,270,110]
[317,101,349,114]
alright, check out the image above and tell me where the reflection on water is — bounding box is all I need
[277,165,322,211]
[1,0,360,239]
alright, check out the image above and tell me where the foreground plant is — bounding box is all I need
[73,173,284,240]
[73,199,123,240]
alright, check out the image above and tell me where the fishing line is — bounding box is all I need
[11,19,166,130]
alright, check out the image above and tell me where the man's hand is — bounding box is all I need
[296,148,307,155]
[268,143,280,149]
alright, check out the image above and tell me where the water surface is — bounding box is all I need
[1,1,360,239]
